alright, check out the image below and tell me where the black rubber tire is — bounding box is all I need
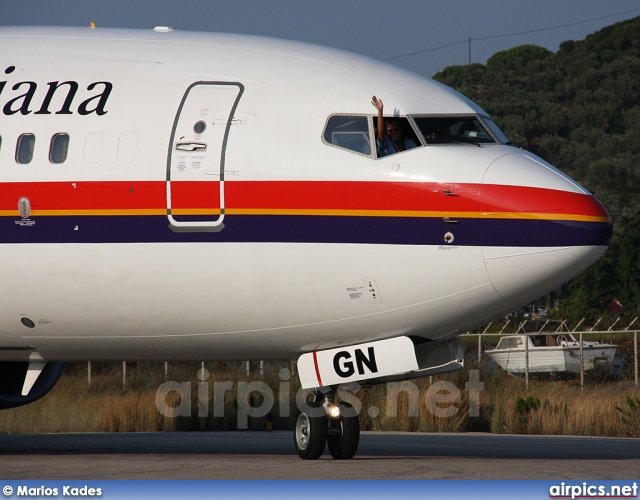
[294,401,327,460]
[327,402,360,460]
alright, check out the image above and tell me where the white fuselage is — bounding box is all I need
[0,27,610,363]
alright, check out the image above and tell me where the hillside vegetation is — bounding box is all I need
[434,16,640,322]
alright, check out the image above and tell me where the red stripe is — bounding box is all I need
[0,181,164,210]
[480,184,608,217]
[226,181,480,212]
[312,351,323,387]
[171,181,221,208]
[0,180,609,218]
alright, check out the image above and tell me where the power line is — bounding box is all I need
[383,39,468,61]
[474,7,640,41]
[383,7,640,62]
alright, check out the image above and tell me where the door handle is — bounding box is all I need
[176,142,207,152]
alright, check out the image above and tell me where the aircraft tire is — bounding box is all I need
[294,401,327,460]
[327,402,360,460]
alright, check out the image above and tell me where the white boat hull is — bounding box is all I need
[488,344,617,374]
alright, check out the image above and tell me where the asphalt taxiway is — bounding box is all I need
[0,431,638,480]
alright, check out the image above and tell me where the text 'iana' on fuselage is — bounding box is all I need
[0,65,112,116]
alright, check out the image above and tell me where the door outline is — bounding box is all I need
[166,81,244,232]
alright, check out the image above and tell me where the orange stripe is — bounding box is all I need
[0,208,609,223]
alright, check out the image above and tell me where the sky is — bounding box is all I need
[3,1,640,78]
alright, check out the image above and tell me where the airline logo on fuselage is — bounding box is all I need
[1,66,112,116]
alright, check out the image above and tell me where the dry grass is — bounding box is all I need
[484,377,640,437]
[0,378,173,434]
[0,362,638,437]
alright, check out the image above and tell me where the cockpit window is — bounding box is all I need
[373,116,422,158]
[412,116,496,145]
[323,115,371,156]
[482,117,511,144]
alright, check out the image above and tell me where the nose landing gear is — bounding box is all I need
[294,401,327,460]
[327,401,359,459]
[294,391,360,460]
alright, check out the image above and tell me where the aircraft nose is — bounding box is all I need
[481,152,612,305]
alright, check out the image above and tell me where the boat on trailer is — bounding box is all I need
[487,331,617,374]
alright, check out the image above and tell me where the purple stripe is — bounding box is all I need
[0,215,612,247]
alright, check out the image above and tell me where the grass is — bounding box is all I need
[483,375,640,436]
[0,361,638,437]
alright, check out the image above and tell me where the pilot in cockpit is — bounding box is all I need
[371,95,417,157]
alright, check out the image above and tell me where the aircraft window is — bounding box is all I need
[49,133,69,164]
[323,115,371,156]
[482,117,511,144]
[373,116,422,158]
[118,131,138,163]
[84,133,104,163]
[16,134,35,164]
[412,116,495,145]
[194,121,206,134]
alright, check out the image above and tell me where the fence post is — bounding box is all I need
[537,319,550,333]
[499,318,510,334]
[579,332,584,389]
[624,317,638,330]
[122,361,126,389]
[635,330,638,387]
[88,361,91,387]
[477,323,493,364]
[525,333,529,390]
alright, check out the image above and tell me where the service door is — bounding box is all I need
[167,82,243,231]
